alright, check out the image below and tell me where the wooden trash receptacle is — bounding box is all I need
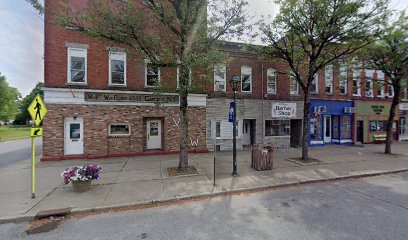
[251,144,274,171]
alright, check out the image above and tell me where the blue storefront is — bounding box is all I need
[309,100,354,146]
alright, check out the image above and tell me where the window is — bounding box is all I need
[67,48,87,84]
[377,71,385,97]
[145,62,160,87]
[388,84,394,97]
[265,120,290,136]
[109,124,130,136]
[401,82,407,100]
[290,75,299,95]
[339,66,347,94]
[241,66,252,92]
[353,69,361,96]
[109,51,126,85]
[216,121,221,138]
[365,70,374,97]
[267,68,277,94]
[214,64,226,92]
[325,65,333,94]
[311,73,319,94]
[369,121,386,132]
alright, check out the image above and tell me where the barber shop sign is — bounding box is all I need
[272,103,297,118]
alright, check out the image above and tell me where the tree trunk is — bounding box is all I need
[301,91,311,160]
[178,68,190,172]
[385,83,400,154]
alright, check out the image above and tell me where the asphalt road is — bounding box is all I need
[0,138,42,168]
[2,172,408,240]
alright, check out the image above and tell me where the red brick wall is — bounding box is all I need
[42,104,206,158]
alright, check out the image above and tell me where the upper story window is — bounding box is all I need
[146,61,160,87]
[388,83,394,97]
[339,66,347,95]
[109,51,126,86]
[311,73,318,94]
[325,65,333,94]
[290,75,299,95]
[352,69,361,96]
[365,70,374,97]
[67,48,87,84]
[377,71,385,97]
[267,68,277,94]
[241,66,252,92]
[214,64,226,92]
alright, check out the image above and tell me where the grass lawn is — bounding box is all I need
[0,126,31,142]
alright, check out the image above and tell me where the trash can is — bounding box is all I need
[251,144,274,171]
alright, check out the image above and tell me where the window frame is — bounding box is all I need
[290,75,299,95]
[109,51,127,86]
[339,66,348,95]
[352,70,361,96]
[265,120,290,136]
[108,123,131,136]
[325,65,333,94]
[311,73,319,94]
[241,65,252,93]
[266,68,277,94]
[145,60,161,88]
[67,47,87,84]
[214,64,227,92]
[377,71,385,97]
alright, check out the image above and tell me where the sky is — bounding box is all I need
[0,0,406,97]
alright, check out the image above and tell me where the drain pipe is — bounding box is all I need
[261,62,265,144]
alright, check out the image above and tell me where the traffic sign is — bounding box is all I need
[28,95,47,127]
[30,127,43,137]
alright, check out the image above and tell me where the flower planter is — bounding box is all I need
[72,180,92,192]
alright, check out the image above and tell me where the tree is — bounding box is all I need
[26,0,44,15]
[14,82,44,125]
[260,0,388,160]
[0,73,20,123]
[58,0,249,172]
[359,12,408,154]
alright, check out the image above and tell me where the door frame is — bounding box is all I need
[356,120,364,143]
[64,117,84,155]
[323,115,332,143]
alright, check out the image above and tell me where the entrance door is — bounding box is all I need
[64,117,84,155]
[356,121,364,143]
[323,115,332,143]
[242,119,253,146]
[147,120,162,149]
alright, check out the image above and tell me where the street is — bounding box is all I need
[0,138,42,168]
[1,172,407,240]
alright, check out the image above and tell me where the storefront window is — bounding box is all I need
[369,121,387,132]
[333,116,339,139]
[341,115,352,139]
[310,115,322,140]
[265,120,290,136]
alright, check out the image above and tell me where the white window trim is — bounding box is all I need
[108,123,131,136]
[145,59,161,88]
[67,47,87,84]
[352,70,361,96]
[290,75,299,95]
[339,66,348,95]
[325,65,333,94]
[241,66,252,93]
[365,70,374,97]
[311,73,319,94]
[388,84,394,97]
[109,51,127,86]
[377,71,385,97]
[267,68,277,94]
[214,64,227,92]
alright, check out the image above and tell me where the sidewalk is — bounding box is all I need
[1,143,408,223]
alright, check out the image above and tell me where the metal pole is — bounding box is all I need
[31,137,36,199]
[232,90,238,176]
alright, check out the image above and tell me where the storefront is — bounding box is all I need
[354,100,398,143]
[309,100,353,146]
[399,103,408,140]
[206,99,304,151]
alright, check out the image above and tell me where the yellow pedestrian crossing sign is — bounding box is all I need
[30,127,43,137]
[28,95,47,127]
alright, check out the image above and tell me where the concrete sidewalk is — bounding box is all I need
[1,143,408,223]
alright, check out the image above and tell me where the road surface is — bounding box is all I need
[1,171,407,240]
[0,138,42,168]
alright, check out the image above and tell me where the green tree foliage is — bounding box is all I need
[26,0,44,15]
[14,82,44,125]
[260,0,388,160]
[359,12,408,154]
[58,0,250,171]
[0,73,20,123]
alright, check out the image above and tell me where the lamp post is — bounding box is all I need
[230,75,240,176]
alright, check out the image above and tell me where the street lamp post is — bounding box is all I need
[230,75,241,176]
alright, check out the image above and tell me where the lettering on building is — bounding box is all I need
[84,93,179,104]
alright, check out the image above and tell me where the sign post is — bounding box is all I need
[27,95,47,198]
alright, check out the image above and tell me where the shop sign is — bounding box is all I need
[272,103,297,118]
[85,92,179,104]
[371,105,385,115]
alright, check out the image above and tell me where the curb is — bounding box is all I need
[1,168,408,224]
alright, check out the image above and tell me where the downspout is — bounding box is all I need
[261,62,265,144]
